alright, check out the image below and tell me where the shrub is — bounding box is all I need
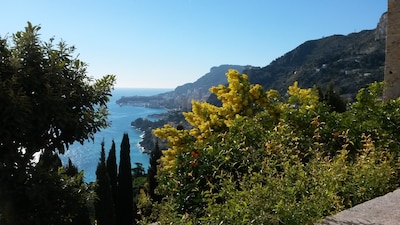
[147,70,400,224]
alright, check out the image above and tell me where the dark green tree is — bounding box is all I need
[132,162,145,179]
[62,159,91,225]
[315,83,347,113]
[117,133,134,225]
[324,83,347,113]
[107,140,118,211]
[15,149,92,225]
[95,142,116,225]
[65,158,79,177]
[36,149,62,172]
[148,141,163,203]
[132,162,146,222]
[0,22,115,224]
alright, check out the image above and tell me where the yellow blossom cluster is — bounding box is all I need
[154,70,319,172]
[287,81,319,110]
[210,69,270,119]
[184,101,223,141]
[155,69,275,171]
[153,124,190,171]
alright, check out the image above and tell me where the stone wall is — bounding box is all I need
[384,0,400,100]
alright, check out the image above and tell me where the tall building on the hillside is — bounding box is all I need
[384,0,400,100]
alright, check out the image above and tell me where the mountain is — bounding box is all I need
[126,12,388,153]
[174,64,251,94]
[117,64,250,110]
[245,13,386,99]
[119,12,387,108]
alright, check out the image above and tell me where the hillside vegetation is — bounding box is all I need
[139,70,400,224]
[245,29,385,99]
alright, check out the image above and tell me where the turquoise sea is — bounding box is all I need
[60,88,172,182]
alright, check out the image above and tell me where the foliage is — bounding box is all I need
[106,140,118,211]
[5,156,93,225]
[95,142,116,225]
[117,133,134,225]
[154,69,278,172]
[149,70,400,224]
[131,111,186,152]
[0,22,115,224]
[148,141,163,203]
[322,83,347,113]
[97,137,150,225]
[65,158,79,176]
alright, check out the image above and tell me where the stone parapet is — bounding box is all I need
[384,0,400,100]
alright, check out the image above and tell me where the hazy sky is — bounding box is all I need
[1,1,387,88]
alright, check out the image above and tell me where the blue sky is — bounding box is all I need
[1,1,387,88]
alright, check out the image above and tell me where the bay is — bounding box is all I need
[60,88,171,182]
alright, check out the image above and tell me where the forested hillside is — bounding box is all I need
[245,29,385,99]
[246,13,386,99]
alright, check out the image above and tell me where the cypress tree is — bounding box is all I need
[148,141,163,203]
[65,158,79,176]
[95,141,116,225]
[107,140,118,210]
[117,133,134,225]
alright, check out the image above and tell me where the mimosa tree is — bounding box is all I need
[149,70,400,224]
[154,69,281,171]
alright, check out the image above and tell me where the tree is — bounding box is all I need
[36,149,62,172]
[107,140,118,211]
[147,141,163,203]
[131,162,146,222]
[62,159,91,225]
[319,83,347,113]
[95,141,116,225]
[65,158,79,177]
[117,133,134,225]
[154,69,279,172]
[132,162,145,178]
[0,22,115,224]
[149,70,400,224]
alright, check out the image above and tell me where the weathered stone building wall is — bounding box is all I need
[384,0,400,100]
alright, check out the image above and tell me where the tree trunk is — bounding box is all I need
[0,185,26,225]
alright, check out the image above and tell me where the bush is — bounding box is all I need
[147,70,400,224]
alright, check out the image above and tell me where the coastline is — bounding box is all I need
[137,131,148,154]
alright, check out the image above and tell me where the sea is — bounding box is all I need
[60,88,172,182]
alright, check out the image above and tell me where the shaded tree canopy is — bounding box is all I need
[0,22,115,224]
